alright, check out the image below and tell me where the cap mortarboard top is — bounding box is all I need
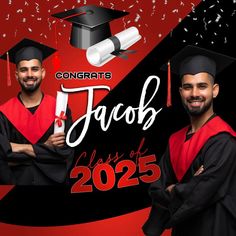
[163,45,235,78]
[52,5,129,49]
[0,38,56,64]
[161,45,236,107]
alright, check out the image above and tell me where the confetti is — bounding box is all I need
[184,28,188,32]
[180,1,184,6]
[25,1,29,6]
[5,14,10,20]
[35,3,40,13]
[158,33,162,38]
[215,14,221,22]
[99,1,104,6]
[143,37,146,44]
[17,9,23,13]
[3,34,6,38]
[203,17,207,30]
[128,4,134,9]
[122,17,127,29]
[164,0,168,5]
[161,14,166,20]
[8,0,12,5]
[172,9,178,13]
[53,4,59,9]
[22,18,26,22]
[110,3,115,9]
[135,14,141,22]
[28,28,32,32]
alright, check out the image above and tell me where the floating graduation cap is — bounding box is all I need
[161,45,236,107]
[0,38,57,86]
[52,5,129,49]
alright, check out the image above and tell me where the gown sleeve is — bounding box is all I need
[32,107,75,164]
[167,133,236,227]
[142,147,178,236]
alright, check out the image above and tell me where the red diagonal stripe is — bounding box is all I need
[0,185,14,201]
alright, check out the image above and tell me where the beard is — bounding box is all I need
[182,96,213,117]
[19,76,42,94]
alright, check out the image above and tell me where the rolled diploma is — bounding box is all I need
[54,91,68,134]
[86,26,142,67]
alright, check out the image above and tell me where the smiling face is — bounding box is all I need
[15,59,45,94]
[179,72,219,117]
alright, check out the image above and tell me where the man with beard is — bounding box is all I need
[143,45,236,236]
[0,38,74,185]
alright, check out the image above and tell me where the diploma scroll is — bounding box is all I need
[86,26,142,67]
[54,91,68,134]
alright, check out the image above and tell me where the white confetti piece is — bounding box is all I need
[209,4,215,9]
[178,18,182,22]
[180,1,184,6]
[110,3,115,9]
[158,33,162,38]
[127,20,131,24]
[47,18,52,30]
[191,3,195,12]
[31,14,35,17]
[215,14,221,22]
[193,17,197,21]
[3,34,6,38]
[233,0,236,3]
[164,0,168,5]
[161,14,166,20]
[99,1,104,6]
[128,4,134,9]
[122,17,127,29]
[143,37,146,44]
[224,37,227,43]
[25,1,29,6]
[17,9,23,13]
[135,13,141,22]
[54,4,59,9]
[8,0,12,5]
[37,18,42,21]
[139,8,143,12]
[22,18,26,22]
[172,9,178,13]
[5,14,10,20]
[28,28,32,32]
[35,3,40,13]
[203,18,207,30]
[184,28,188,32]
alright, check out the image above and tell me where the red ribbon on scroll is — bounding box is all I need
[55,111,67,127]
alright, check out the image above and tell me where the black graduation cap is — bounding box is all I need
[0,38,56,64]
[161,45,236,107]
[0,38,56,86]
[51,5,129,49]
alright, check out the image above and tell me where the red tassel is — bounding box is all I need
[167,61,172,107]
[53,12,86,73]
[6,52,11,87]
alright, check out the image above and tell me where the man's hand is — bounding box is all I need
[10,143,36,157]
[194,165,204,176]
[44,132,65,147]
[166,184,176,194]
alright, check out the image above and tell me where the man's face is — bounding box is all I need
[15,59,45,93]
[179,72,219,117]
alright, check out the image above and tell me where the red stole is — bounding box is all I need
[169,116,236,182]
[0,95,56,144]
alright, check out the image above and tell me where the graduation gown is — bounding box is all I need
[0,94,75,185]
[143,116,236,236]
